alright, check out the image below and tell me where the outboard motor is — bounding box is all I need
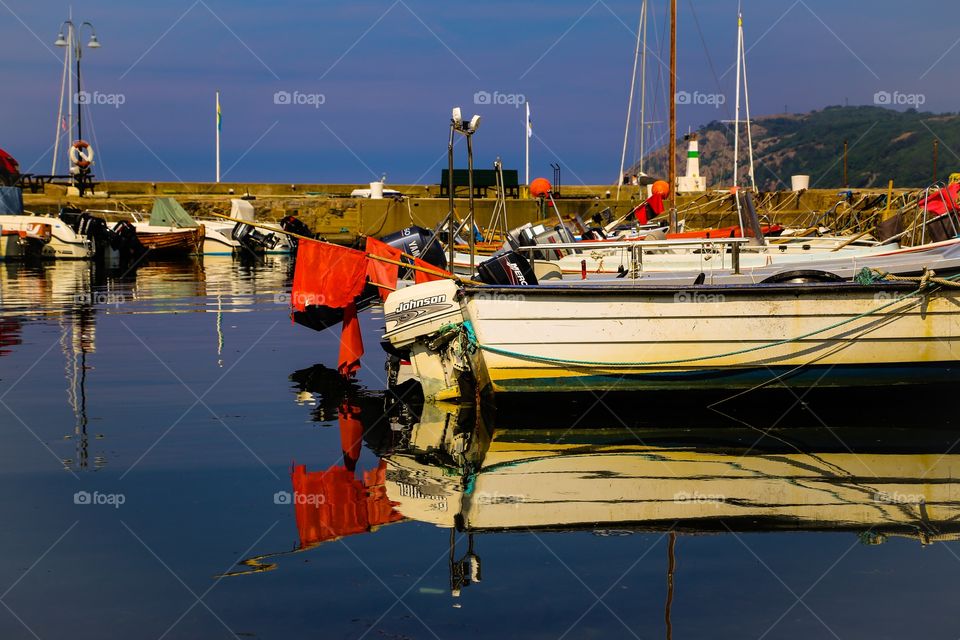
[232,222,281,253]
[279,215,315,253]
[477,250,538,286]
[109,220,145,262]
[380,225,447,271]
[59,207,114,260]
[58,206,84,230]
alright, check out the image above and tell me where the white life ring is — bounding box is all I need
[70,140,94,168]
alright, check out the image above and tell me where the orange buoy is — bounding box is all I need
[529,177,552,198]
[652,180,670,198]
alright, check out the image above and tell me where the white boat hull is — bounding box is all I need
[383,278,960,399]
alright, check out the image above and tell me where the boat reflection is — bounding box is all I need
[0,254,292,325]
[253,375,960,596]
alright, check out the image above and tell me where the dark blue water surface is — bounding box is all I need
[2,257,960,640]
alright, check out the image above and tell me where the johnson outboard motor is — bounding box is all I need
[232,222,281,253]
[477,250,537,286]
[380,225,447,271]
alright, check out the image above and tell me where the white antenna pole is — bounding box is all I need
[741,14,756,191]
[638,0,648,175]
[617,2,645,200]
[215,90,221,183]
[525,101,530,187]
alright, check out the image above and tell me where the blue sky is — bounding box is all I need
[3,0,957,185]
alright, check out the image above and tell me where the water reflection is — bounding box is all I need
[1,256,295,472]
[0,255,292,325]
[260,372,960,600]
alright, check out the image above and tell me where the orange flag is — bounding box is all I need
[291,239,368,311]
[338,302,364,378]
[413,257,452,283]
[364,237,401,300]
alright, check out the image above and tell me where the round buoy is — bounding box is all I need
[652,180,670,198]
[529,177,552,198]
[70,140,94,168]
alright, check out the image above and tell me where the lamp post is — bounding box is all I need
[448,107,482,273]
[55,19,100,194]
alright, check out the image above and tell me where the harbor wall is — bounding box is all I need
[22,182,915,243]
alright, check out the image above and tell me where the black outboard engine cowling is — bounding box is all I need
[110,220,145,261]
[232,222,281,252]
[279,215,315,253]
[58,206,84,230]
[477,251,537,286]
[380,225,447,272]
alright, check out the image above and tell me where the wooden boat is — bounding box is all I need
[136,224,204,256]
[382,274,960,401]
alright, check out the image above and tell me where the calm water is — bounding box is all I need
[2,257,960,639]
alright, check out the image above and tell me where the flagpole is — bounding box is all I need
[215,90,221,183]
[525,102,530,187]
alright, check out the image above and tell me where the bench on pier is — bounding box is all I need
[17,173,97,195]
[439,169,520,199]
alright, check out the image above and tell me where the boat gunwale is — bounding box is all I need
[461,280,932,297]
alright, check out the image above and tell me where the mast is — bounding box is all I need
[741,11,756,191]
[52,42,69,174]
[733,10,742,189]
[668,0,678,232]
[638,0,649,176]
[216,90,221,183]
[616,2,645,200]
[66,18,73,169]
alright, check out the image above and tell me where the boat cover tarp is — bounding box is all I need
[230,198,255,222]
[150,197,198,227]
[0,187,24,214]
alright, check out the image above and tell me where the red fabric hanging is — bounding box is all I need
[413,258,451,284]
[338,302,364,378]
[364,237,401,300]
[291,239,368,311]
[919,183,960,216]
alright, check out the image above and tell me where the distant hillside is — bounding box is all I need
[640,106,960,190]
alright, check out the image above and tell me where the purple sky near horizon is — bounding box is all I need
[3,0,958,185]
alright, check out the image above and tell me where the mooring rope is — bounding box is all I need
[455,268,960,369]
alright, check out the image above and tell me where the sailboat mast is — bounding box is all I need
[638,0,648,175]
[741,14,756,191]
[668,0,678,231]
[733,11,742,189]
[52,43,69,175]
[616,4,645,200]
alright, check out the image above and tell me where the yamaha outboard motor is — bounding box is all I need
[380,225,447,271]
[477,250,537,286]
[232,222,281,253]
